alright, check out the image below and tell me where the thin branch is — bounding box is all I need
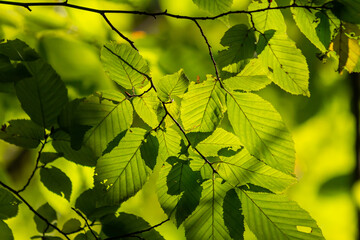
[72,208,98,240]
[192,19,220,82]
[104,218,170,240]
[0,181,70,240]
[17,139,47,193]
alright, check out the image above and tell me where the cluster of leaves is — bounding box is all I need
[0,0,360,239]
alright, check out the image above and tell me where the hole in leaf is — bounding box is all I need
[296,226,312,233]
[268,67,273,73]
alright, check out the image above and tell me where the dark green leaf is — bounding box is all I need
[39,152,62,164]
[15,59,68,128]
[223,189,244,240]
[74,231,98,240]
[0,39,39,61]
[331,0,360,24]
[51,130,97,167]
[0,119,44,148]
[40,166,72,201]
[62,218,81,233]
[0,188,21,220]
[140,131,159,169]
[101,213,164,239]
[33,203,57,233]
[0,220,13,240]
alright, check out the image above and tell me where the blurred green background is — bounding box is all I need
[0,0,358,239]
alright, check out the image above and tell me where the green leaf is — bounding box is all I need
[74,94,133,156]
[192,0,233,15]
[156,128,182,163]
[0,188,21,220]
[331,0,360,24]
[217,148,297,193]
[248,0,286,33]
[238,190,325,240]
[196,128,242,157]
[0,55,31,83]
[257,30,310,96]
[75,188,118,221]
[226,92,295,174]
[132,89,165,128]
[101,213,164,239]
[291,0,329,52]
[157,69,190,101]
[157,158,202,227]
[218,24,256,69]
[0,119,44,148]
[74,231,98,240]
[181,77,226,132]
[39,152,62,164]
[223,58,271,92]
[33,203,57,233]
[101,42,150,90]
[15,59,68,128]
[62,218,81,233]
[0,39,39,61]
[140,131,159,169]
[51,130,97,167]
[223,189,244,240]
[189,154,213,180]
[0,220,13,240]
[95,128,151,204]
[184,178,232,239]
[40,166,72,201]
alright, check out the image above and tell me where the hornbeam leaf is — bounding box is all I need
[257,31,310,96]
[0,188,21,220]
[223,58,271,91]
[291,0,329,52]
[330,24,360,73]
[0,39,38,61]
[227,92,295,174]
[196,128,242,157]
[33,203,57,233]
[157,69,190,101]
[40,166,72,201]
[238,190,325,240]
[101,42,149,90]
[62,218,81,234]
[223,189,244,240]
[0,220,13,240]
[331,0,360,24]
[15,59,68,128]
[218,24,256,69]
[156,128,182,163]
[192,0,233,15]
[217,148,296,193]
[133,89,165,128]
[0,119,44,148]
[95,128,151,204]
[181,77,226,132]
[74,94,133,156]
[248,0,286,33]
[157,158,202,227]
[184,178,232,239]
[101,213,164,239]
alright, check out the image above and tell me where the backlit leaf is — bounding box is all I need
[157,69,189,101]
[33,203,57,233]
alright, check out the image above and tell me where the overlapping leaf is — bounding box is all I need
[257,31,310,96]
[238,190,325,240]
[74,93,133,156]
[0,119,44,148]
[291,0,330,52]
[227,92,295,174]
[0,220,13,240]
[217,148,296,193]
[157,69,189,101]
[156,128,182,163]
[15,59,68,128]
[248,0,286,33]
[157,158,202,227]
[101,42,149,90]
[33,203,57,233]
[95,128,152,204]
[184,178,232,239]
[181,78,226,132]
[40,166,72,201]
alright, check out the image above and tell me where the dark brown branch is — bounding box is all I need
[104,218,170,240]
[72,207,98,240]
[0,181,70,240]
[17,139,47,193]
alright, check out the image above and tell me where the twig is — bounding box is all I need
[17,139,47,193]
[72,208,98,240]
[0,181,70,240]
[104,218,170,240]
